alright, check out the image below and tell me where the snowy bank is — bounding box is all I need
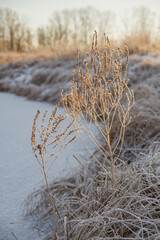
[0,54,159,104]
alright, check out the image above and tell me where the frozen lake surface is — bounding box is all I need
[0,93,97,239]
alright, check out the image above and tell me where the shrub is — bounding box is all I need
[62,30,134,192]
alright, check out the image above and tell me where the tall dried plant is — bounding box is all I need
[62,30,134,192]
[31,31,134,237]
[28,32,160,240]
[31,103,78,231]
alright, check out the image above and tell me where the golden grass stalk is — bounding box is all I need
[62,30,134,193]
[31,103,78,231]
[30,31,136,237]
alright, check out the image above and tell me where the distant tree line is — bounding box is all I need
[37,7,115,49]
[0,8,33,52]
[0,6,159,52]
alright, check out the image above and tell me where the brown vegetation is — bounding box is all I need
[27,31,160,239]
[0,5,160,62]
[0,8,32,52]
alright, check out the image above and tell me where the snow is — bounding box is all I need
[0,58,75,103]
[0,54,160,104]
[0,92,98,239]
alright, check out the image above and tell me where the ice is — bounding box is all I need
[0,92,98,239]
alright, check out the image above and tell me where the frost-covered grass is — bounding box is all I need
[24,32,160,240]
[0,58,76,103]
[26,143,160,239]
[0,52,159,104]
[0,32,160,239]
[25,87,160,239]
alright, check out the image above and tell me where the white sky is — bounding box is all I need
[0,0,160,30]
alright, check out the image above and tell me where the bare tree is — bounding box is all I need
[37,26,47,46]
[0,8,33,52]
[25,28,33,51]
[0,8,6,51]
[78,7,94,46]
[98,10,115,43]
[121,6,155,45]
[5,8,19,51]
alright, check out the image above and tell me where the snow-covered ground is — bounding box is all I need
[0,58,76,103]
[0,92,98,239]
[0,54,160,104]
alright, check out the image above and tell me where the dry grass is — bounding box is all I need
[62,31,134,192]
[1,38,159,65]
[31,102,79,231]
[0,52,47,65]
[26,31,160,239]
[26,142,160,239]
[0,44,88,65]
[121,37,160,55]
